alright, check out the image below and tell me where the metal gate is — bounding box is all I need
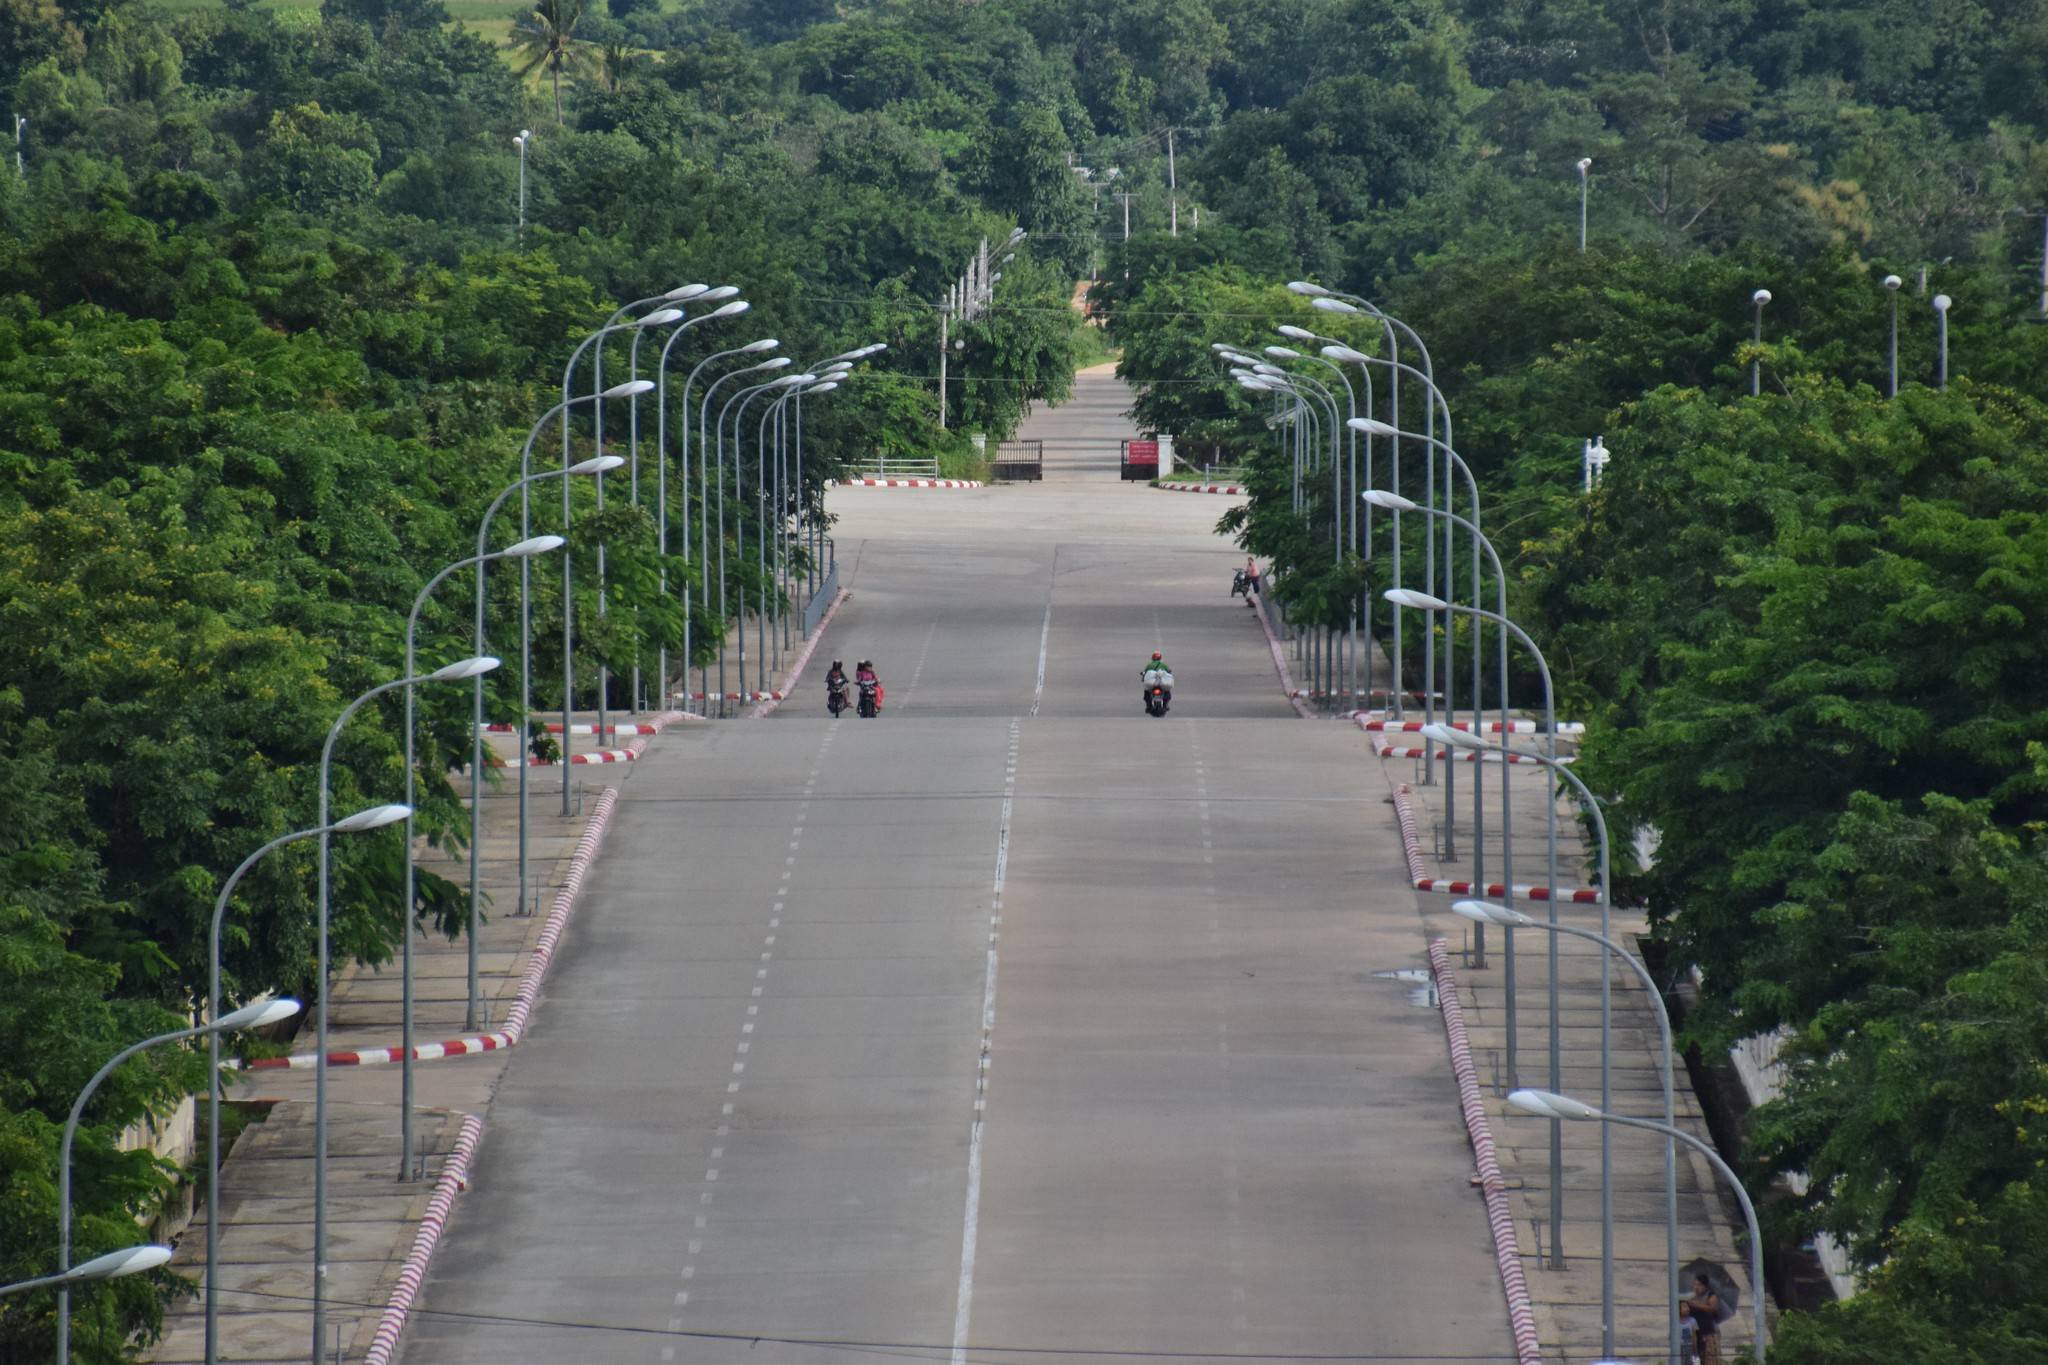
[991,439,1043,482]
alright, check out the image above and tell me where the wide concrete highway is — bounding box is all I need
[407,482,1511,1364]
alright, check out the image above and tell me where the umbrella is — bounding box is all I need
[1681,1257,1740,1323]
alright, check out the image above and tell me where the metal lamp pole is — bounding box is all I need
[512,130,529,243]
[314,657,498,1360]
[61,1001,302,1365]
[3,1247,169,1301]
[697,360,793,709]
[1750,288,1771,397]
[1576,157,1592,251]
[1513,1089,1767,1361]
[206,808,406,1364]
[1933,293,1952,389]
[1882,274,1902,397]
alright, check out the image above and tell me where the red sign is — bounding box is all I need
[1126,439,1159,462]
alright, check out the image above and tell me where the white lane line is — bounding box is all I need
[1030,600,1051,717]
[952,717,1019,1365]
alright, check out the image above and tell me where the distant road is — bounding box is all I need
[1012,362,1140,480]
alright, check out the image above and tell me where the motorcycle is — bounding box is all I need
[857,678,882,718]
[1142,667,1173,718]
[827,678,850,717]
[1231,568,1252,598]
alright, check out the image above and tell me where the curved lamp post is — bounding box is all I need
[1750,289,1772,397]
[1576,157,1592,251]
[315,656,499,1360]
[3,1245,172,1300]
[59,999,303,1365]
[1452,892,1675,1365]
[1512,1088,1766,1362]
[206,804,408,1364]
[1882,274,1902,397]
[1932,293,1952,389]
[698,359,793,710]
[403,534,560,1181]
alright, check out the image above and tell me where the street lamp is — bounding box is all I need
[314,657,498,1360]
[1932,293,1952,389]
[512,130,530,242]
[1576,157,1592,251]
[1511,1089,1766,1361]
[1750,289,1771,397]
[59,1000,302,1364]
[204,802,407,1364]
[697,358,793,710]
[1882,274,1902,397]
[1453,892,1676,1365]
[663,336,780,707]
[2,1245,172,1299]
[402,535,559,1182]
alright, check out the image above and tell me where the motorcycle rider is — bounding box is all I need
[855,660,882,716]
[825,660,849,716]
[1242,556,1260,606]
[1141,650,1172,712]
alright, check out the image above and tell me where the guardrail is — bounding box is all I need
[802,538,838,638]
[853,456,941,478]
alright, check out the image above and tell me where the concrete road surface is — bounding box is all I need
[407,483,1510,1364]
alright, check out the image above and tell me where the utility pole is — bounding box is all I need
[12,115,23,178]
[937,294,950,430]
[1167,128,1178,238]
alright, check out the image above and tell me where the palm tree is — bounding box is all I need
[511,0,587,125]
[596,41,636,93]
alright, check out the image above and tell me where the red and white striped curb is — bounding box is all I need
[243,786,624,1071]
[1356,717,1586,737]
[1373,740,1574,766]
[1429,940,1544,1365]
[749,588,850,719]
[362,1111,484,1365]
[479,722,663,737]
[1156,482,1245,494]
[676,691,785,702]
[1391,781,1603,904]
[1391,784,1431,887]
[839,478,981,488]
[242,1032,510,1071]
[485,747,638,766]
[1249,592,1314,720]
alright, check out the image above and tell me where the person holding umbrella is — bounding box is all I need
[1682,1273,1725,1363]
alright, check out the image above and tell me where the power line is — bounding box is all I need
[206,1283,1633,1362]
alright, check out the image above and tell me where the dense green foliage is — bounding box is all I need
[1086,1,2048,1359]
[7,0,2048,1355]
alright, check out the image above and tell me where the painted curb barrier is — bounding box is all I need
[841,478,981,488]
[1390,780,1603,904]
[479,722,663,737]
[1155,482,1244,494]
[748,588,850,719]
[1428,940,1545,1365]
[1373,740,1574,766]
[248,785,625,1070]
[1356,717,1586,737]
[484,747,637,767]
[676,691,785,702]
[361,1110,485,1365]
[1248,592,1314,720]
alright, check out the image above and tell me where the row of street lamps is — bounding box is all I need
[19,277,882,1362]
[1213,283,1765,1361]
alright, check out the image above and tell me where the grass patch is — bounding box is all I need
[1070,316,1120,371]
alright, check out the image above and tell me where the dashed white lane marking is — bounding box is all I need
[1030,599,1052,717]
[952,717,1020,1365]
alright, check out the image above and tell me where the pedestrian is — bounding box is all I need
[1681,1274,1723,1364]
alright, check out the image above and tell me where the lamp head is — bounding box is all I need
[1933,293,1952,312]
[332,803,413,833]
[1453,898,1532,928]
[428,655,501,682]
[742,338,780,353]
[1263,345,1299,358]
[600,378,657,400]
[1882,274,1902,291]
[1287,281,1330,297]
[217,997,303,1031]
[502,534,566,558]
[700,285,741,301]
[709,300,750,318]
[567,454,626,475]
[638,308,684,327]
[1347,416,1398,439]
[752,357,792,371]
[1752,289,1772,306]
[1312,297,1360,314]
[1276,325,1317,341]
[68,1245,174,1283]
[1576,156,1592,173]
[1359,486,1418,512]
[1508,1088,1600,1121]
[1252,363,1286,377]
[1210,342,1239,353]
[1383,587,1449,611]
[1323,345,1371,365]
[665,283,710,301]
[806,381,840,394]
